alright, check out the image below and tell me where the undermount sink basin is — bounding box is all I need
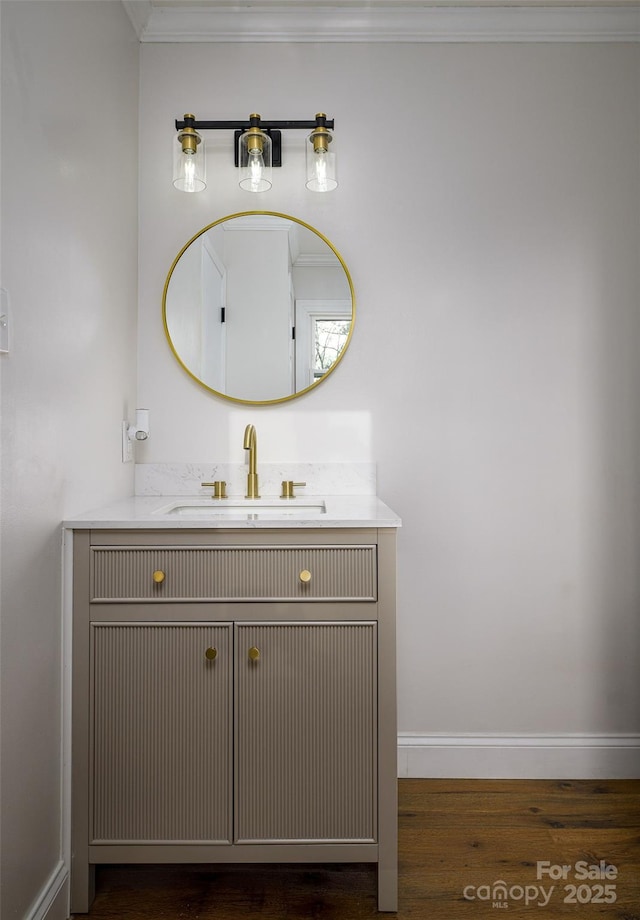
[155,499,327,518]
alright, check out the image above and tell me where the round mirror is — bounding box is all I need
[163,211,355,405]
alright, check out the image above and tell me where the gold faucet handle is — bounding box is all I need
[281,480,306,499]
[201,480,227,499]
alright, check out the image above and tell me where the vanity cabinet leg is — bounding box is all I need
[376,529,398,912]
[71,531,94,915]
[70,860,95,914]
[378,865,398,912]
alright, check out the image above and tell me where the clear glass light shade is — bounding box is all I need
[238,129,272,192]
[306,135,337,193]
[173,136,206,193]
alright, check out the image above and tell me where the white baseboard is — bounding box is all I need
[398,733,640,779]
[25,862,68,920]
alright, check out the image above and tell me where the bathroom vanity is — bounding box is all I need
[66,494,400,913]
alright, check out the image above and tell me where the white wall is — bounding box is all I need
[138,41,640,767]
[0,2,139,917]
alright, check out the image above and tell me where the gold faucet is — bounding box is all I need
[243,424,260,498]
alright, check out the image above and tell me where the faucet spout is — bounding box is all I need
[243,424,260,498]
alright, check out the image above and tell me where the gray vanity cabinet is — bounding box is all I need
[71,528,397,913]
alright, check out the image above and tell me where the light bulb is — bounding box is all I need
[239,144,272,192]
[248,149,265,191]
[182,153,197,193]
[311,149,329,191]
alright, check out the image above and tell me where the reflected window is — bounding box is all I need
[314,319,351,379]
[295,299,352,391]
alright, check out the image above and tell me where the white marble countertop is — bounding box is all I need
[63,494,402,530]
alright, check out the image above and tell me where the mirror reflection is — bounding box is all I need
[163,212,354,404]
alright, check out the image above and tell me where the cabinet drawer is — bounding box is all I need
[91,545,377,602]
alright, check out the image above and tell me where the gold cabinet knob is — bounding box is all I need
[205,647,218,661]
[248,646,261,662]
[299,569,312,584]
[152,570,166,584]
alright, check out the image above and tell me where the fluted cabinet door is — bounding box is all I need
[92,624,232,844]
[235,623,377,844]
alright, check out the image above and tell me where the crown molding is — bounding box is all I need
[123,3,640,42]
[122,1,153,37]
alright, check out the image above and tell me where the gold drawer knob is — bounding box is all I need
[299,569,312,584]
[205,647,218,661]
[152,570,166,584]
[248,646,261,662]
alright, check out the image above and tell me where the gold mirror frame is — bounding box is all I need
[162,211,355,406]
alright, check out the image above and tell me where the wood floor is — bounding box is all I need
[72,778,640,919]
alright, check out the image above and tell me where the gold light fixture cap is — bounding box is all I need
[178,128,201,154]
[246,129,264,153]
[310,114,332,153]
[244,116,266,154]
[177,114,201,154]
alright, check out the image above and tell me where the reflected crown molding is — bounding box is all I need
[222,216,294,232]
[123,2,640,43]
[295,253,339,267]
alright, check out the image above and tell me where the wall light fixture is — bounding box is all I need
[173,112,336,194]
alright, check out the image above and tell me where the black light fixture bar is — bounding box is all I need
[174,118,334,131]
